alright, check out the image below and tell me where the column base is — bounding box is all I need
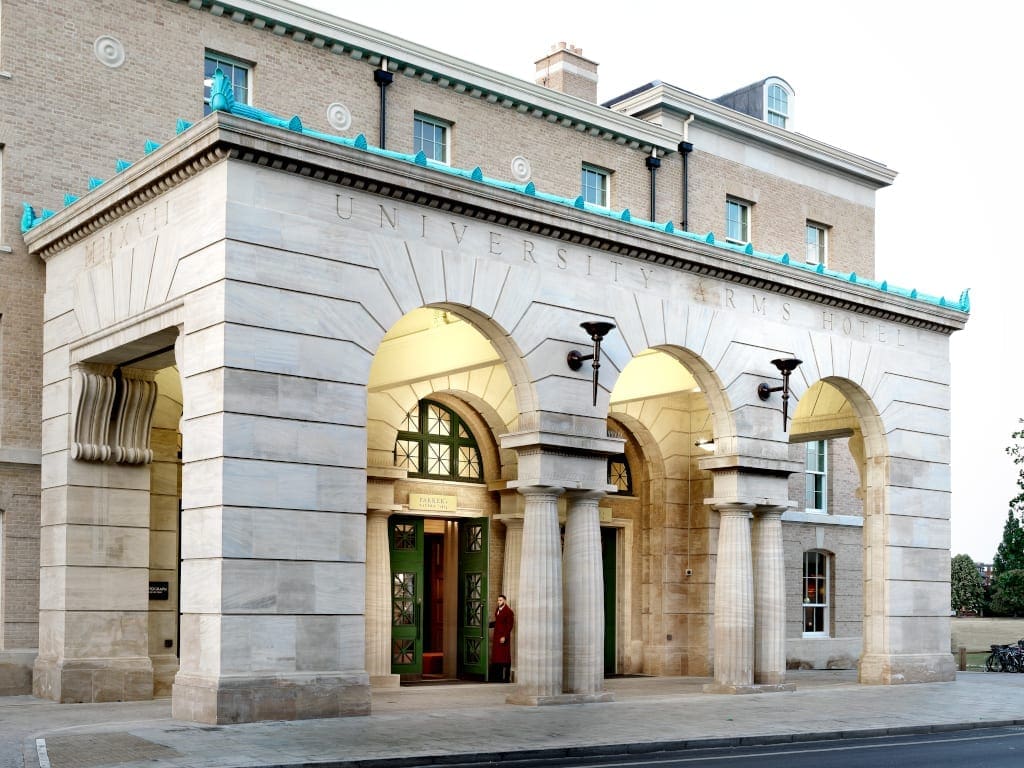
[33,655,154,703]
[370,673,401,688]
[858,652,956,684]
[172,671,370,724]
[703,682,796,694]
[506,690,614,706]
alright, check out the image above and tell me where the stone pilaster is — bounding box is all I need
[562,491,610,700]
[752,505,793,690]
[704,503,755,693]
[507,486,564,705]
[34,363,156,703]
[497,514,524,681]
[366,509,399,688]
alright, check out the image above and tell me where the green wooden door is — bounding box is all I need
[457,518,489,679]
[602,526,617,675]
[389,516,424,675]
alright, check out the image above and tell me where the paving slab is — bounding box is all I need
[3,671,1024,768]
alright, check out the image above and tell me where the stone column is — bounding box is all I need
[507,486,564,705]
[704,502,755,693]
[562,490,610,700]
[498,515,524,682]
[752,505,793,690]
[365,509,399,688]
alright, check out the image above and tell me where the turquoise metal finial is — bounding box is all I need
[413,150,428,166]
[815,263,825,274]
[209,68,235,112]
[705,232,715,244]
[620,209,631,222]
[470,167,484,181]
[573,195,585,209]
[175,119,192,135]
[288,115,303,132]
[849,272,858,283]
[144,140,161,155]
[20,203,36,233]
[524,181,536,196]
[663,221,674,233]
[115,159,132,173]
[959,288,971,312]
[780,253,790,264]
[880,280,888,291]
[744,242,754,255]
[63,193,79,207]
[88,177,104,191]
[354,134,368,150]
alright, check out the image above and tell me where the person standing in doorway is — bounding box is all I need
[489,594,514,683]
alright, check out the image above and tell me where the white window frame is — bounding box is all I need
[764,78,793,129]
[802,550,830,637]
[725,197,750,244]
[581,164,610,208]
[804,439,828,513]
[767,84,788,128]
[204,51,252,115]
[806,222,828,266]
[413,113,451,164]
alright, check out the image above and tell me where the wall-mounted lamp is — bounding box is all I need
[567,321,616,406]
[694,438,715,452]
[757,357,803,431]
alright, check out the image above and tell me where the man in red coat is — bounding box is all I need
[489,594,514,683]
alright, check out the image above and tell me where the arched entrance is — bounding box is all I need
[790,375,956,683]
[364,307,526,684]
[607,346,732,678]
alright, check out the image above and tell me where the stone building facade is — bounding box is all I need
[2,0,966,722]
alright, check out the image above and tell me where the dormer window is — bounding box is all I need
[767,84,788,128]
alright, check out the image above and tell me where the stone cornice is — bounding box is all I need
[606,83,897,189]
[24,114,967,335]
[169,0,680,155]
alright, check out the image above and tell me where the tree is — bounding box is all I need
[990,570,1024,617]
[993,508,1024,576]
[988,423,1024,616]
[951,554,984,615]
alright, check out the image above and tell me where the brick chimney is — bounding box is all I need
[535,42,599,103]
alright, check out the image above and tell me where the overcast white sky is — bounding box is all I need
[300,0,1021,562]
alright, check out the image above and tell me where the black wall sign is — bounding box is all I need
[149,581,170,600]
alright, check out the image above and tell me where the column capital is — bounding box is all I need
[565,489,606,502]
[366,505,401,517]
[752,503,790,518]
[707,501,756,517]
[494,514,525,529]
[512,484,565,500]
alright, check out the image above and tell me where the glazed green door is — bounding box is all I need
[390,516,425,675]
[457,518,488,678]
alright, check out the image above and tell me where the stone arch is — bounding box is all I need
[366,303,534,480]
[790,370,953,684]
[607,345,735,677]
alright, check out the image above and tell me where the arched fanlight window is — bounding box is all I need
[766,83,789,128]
[607,453,632,494]
[394,399,483,482]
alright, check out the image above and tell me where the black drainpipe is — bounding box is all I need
[678,140,693,231]
[645,153,661,222]
[373,58,393,149]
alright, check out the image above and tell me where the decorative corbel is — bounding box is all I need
[111,368,158,465]
[71,365,117,462]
